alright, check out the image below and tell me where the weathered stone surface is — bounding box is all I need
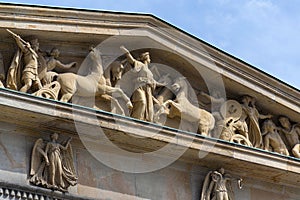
[0,3,299,200]
[0,87,299,199]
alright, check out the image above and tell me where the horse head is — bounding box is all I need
[110,61,124,82]
[88,47,102,66]
[82,47,103,77]
[171,77,188,94]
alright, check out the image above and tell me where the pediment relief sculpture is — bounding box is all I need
[39,47,77,86]
[154,77,215,136]
[6,29,43,93]
[4,30,133,115]
[55,47,132,113]
[103,60,126,87]
[278,116,300,157]
[262,119,289,156]
[216,99,253,147]
[30,133,77,192]
[213,95,272,148]
[120,45,156,122]
[0,29,299,159]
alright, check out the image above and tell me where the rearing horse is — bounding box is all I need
[154,77,215,136]
[56,48,132,113]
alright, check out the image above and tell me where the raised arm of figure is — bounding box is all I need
[55,60,77,69]
[120,45,136,65]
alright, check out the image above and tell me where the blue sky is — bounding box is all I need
[2,0,299,89]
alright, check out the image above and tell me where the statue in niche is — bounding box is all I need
[39,47,77,85]
[6,29,43,93]
[56,47,132,114]
[154,77,215,136]
[0,53,4,88]
[239,95,272,148]
[201,168,242,200]
[278,116,300,158]
[120,46,156,122]
[30,133,77,192]
[262,119,289,155]
[218,100,252,147]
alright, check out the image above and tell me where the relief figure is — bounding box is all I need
[120,46,155,122]
[201,168,242,200]
[262,119,289,156]
[6,29,42,93]
[40,47,77,85]
[56,47,132,114]
[218,100,252,147]
[240,95,272,148]
[278,116,300,157]
[104,61,126,87]
[30,133,77,191]
[154,77,215,136]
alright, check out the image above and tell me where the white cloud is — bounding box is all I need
[246,0,276,9]
[243,0,279,21]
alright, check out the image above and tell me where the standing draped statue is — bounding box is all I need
[6,30,43,92]
[30,133,77,191]
[120,46,156,122]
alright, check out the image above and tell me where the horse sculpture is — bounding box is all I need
[103,60,126,87]
[56,48,132,113]
[154,77,215,136]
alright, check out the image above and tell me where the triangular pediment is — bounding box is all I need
[0,3,300,200]
[0,3,298,121]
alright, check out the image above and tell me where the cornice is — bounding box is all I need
[0,88,299,187]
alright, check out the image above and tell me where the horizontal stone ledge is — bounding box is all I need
[0,88,300,186]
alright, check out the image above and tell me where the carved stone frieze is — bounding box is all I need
[262,119,289,156]
[0,23,298,161]
[217,99,252,146]
[120,45,155,122]
[278,116,300,157]
[0,3,300,200]
[154,77,215,135]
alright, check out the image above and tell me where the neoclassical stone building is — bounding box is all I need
[0,3,299,200]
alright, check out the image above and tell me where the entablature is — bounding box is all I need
[0,88,299,188]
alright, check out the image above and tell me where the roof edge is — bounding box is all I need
[0,2,298,93]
